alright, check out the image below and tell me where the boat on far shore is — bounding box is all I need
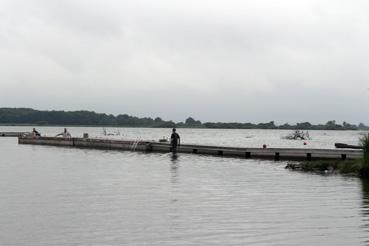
[335,143,363,149]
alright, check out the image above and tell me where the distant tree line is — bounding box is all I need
[0,108,368,130]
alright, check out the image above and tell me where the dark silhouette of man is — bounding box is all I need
[170,128,180,153]
[32,128,41,137]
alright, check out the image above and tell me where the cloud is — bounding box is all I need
[0,0,368,123]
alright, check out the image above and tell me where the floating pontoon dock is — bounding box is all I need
[1,132,28,137]
[18,136,363,161]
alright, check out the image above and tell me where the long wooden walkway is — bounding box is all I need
[18,136,363,161]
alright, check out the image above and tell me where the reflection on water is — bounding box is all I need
[362,179,369,219]
[362,179,369,212]
[170,153,180,185]
[0,134,369,245]
[171,153,179,163]
[361,179,369,245]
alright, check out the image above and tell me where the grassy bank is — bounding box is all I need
[286,159,363,176]
[286,133,369,178]
[360,133,369,177]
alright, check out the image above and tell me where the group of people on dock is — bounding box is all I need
[31,128,71,138]
[30,127,181,153]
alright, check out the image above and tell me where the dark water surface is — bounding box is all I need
[0,128,369,245]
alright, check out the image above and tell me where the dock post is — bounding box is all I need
[245,152,251,159]
[146,143,153,152]
[341,154,347,160]
[307,153,312,161]
[275,152,280,161]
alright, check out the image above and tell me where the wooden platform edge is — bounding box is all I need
[18,136,363,161]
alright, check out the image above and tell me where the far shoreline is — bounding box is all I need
[1,108,369,131]
[1,123,368,131]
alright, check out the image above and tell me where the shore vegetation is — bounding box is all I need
[1,108,368,130]
[286,135,369,178]
[360,133,369,177]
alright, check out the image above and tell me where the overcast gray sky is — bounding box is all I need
[0,0,368,124]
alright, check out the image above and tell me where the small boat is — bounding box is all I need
[335,143,362,149]
[159,137,168,143]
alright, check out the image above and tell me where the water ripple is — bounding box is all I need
[0,134,368,245]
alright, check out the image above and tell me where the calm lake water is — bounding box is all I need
[0,127,368,245]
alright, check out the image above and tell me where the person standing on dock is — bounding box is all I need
[55,128,71,138]
[32,128,41,137]
[170,128,180,153]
